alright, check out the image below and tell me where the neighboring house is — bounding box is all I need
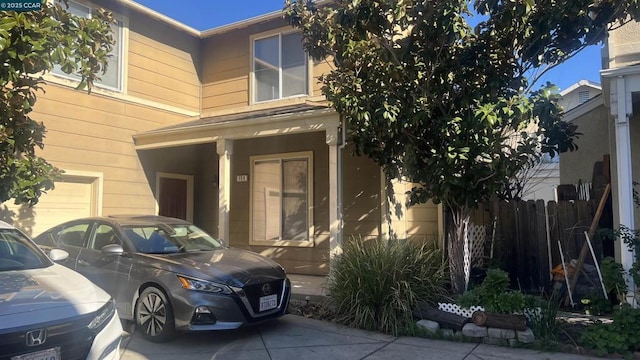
[0,0,442,276]
[558,80,602,112]
[520,81,602,202]
[561,18,640,302]
[558,80,605,190]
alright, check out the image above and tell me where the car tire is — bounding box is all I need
[135,286,175,342]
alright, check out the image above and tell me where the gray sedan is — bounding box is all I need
[34,215,290,342]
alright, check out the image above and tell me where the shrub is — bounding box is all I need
[457,268,535,314]
[581,304,640,358]
[327,237,448,335]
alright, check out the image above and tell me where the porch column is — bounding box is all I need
[610,74,636,302]
[327,126,342,258]
[217,139,233,243]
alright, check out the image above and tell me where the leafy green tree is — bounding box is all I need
[0,1,113,206]
[285,0,639,293]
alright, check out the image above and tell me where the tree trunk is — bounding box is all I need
[448,205,472,294]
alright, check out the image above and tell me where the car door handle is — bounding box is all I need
[78,259,91,266]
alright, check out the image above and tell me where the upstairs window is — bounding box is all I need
[253,32,308,102]
[51,0,124,91]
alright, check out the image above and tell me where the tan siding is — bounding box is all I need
[229,132,330,275]
[202,78,247,97]
[343,148,382,240]
[126,14,200,112]
[201,28,251,112]
[128,78,199,110]
[201,90,248,110]
[41,144,140,169]
[30,84,192,226]
[201,17,329,113]
[313,58,333,95]
[387,180,440,240]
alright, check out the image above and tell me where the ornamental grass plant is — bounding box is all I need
[326,237,448,335]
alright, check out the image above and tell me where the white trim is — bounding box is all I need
[155,172,194,222]
[216,140,233,243]
[59,170,104,217]
[41,80,199,117]
[202,11,284,38]
[559,79,602,96]
[327,127,341,257]
[250,27,311,105]
[603,70,640,304]
[50,0,127,92]
[249,151,314,248]
[562,94,604,123]
[601,65,640,78]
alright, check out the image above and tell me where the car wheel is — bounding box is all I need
[135,286,175,342]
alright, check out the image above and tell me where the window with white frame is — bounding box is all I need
[253,32,308,102]
[51,0,124,91]
[251,152,312,245]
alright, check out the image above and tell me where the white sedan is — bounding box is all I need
[0,220,122,360]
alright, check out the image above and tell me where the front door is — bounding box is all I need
[156,173,193,222]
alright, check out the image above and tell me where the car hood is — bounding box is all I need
[0,264,111,331]
[137,248,286,287]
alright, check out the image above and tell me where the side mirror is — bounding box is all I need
[101,244,124,256]
[49,249,69,262]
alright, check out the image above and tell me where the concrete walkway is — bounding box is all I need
[119,314,599,360]
[118,275,602,360]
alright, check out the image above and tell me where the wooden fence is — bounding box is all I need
[471,199,612,292]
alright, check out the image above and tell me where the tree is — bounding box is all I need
[284,0,640,293]
[0,1,114,206]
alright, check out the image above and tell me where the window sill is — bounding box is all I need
[44,73,122,95]
[250,239,314,248]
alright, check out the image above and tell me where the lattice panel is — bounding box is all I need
[438,303,485,318]
[463,222,487,290]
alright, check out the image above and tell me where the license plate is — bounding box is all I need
[259,294,278,312]
[12,347,60,360]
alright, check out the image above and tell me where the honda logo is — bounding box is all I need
[26,329,47,347]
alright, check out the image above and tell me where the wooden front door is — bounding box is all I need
[157,174,193,221]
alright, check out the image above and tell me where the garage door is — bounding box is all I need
[0,176,96,237]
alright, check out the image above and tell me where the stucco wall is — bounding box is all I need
[560,104,610,185]
[607,19,640,68]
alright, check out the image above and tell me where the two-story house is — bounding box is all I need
[1,0,442,275]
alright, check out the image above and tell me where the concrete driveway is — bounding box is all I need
[119,314,600,360]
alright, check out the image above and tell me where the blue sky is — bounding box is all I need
[134,0,602,92]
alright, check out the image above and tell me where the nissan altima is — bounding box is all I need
[0,220,122,360]
[33,215,290,342]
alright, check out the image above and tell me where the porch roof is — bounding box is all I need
[133,103,338,150]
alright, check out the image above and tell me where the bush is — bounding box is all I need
[581,304,640,358]
[327,237,448,335]
[457,268,535,314]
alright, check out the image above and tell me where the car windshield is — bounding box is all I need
[123,224,224,254]
[0,229,51,271]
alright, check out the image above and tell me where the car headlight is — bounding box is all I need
[88,299,116,333]
[177,275,232,294]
